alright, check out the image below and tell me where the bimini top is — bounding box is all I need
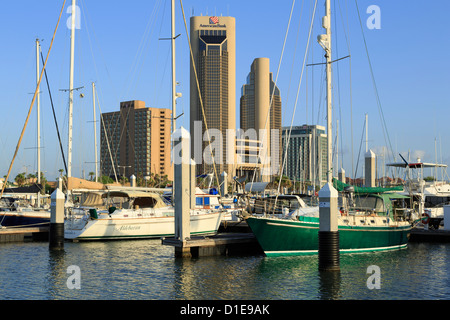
[332,178,404,194]
[102,191,169,209]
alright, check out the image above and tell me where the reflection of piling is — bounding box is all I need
[318,182,340,271]
[49,188,65,250]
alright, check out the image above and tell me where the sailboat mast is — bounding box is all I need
[171,0,176,133]
[171,0,177,202]
[36,39,41,185]
[92,82,98,182]
[325,0,332,183]
[68,0,76,178]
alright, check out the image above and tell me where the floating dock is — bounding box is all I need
[410,227,450,242]
[0,226,49,243]
[162,232,263,257]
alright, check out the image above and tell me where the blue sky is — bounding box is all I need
[1,0,449,182]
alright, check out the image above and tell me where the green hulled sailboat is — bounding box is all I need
[245,0,412,257]
[245,180,411,257]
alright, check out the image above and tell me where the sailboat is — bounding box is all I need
[64,190,222,240]
[387,155,449,229]
[245,0,411,257]
[0,39,51,228]
[64,0,223,240]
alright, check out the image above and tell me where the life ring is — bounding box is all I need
[422,211,430,225]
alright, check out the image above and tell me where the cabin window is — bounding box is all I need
[354,196,385,212]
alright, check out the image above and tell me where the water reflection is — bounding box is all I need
[2,240,450,300]
[319,270,341,300]
[46,248,67,299]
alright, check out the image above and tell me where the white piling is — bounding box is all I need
[49,188,65,249]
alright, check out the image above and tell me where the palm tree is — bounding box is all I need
[15,173,26,187]
[89,171,95,181]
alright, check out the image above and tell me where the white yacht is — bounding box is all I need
[64,190,222,241]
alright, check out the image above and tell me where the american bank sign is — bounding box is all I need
[200,16,226,28]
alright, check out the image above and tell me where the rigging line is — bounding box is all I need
[0,0,67,199]
[277,0,318,201]
[249,0,298,195]
[130,0,165,98]
[354,0,394,163]
[80,0,120,106]
[353,116,366,179]
[96,87,118,183]
[125,0,163,98]
[154,0,168,106]
[40,50,68,175]
[333,0,343,171]
[180,0,222,196]
[337,0,354,179]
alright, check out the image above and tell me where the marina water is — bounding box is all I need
[1,240,449,300]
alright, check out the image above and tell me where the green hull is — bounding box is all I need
[246,216,411,257]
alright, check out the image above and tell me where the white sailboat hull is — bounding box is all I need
[65,210,222,240]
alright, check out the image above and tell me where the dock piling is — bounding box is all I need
[49,188,65,250]
[318,182,340,271]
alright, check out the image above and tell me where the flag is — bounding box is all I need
[209,16,219,24]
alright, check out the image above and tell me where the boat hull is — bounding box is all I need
[0,211,50,227]
[246,216,411,257]
[65,212,222,241]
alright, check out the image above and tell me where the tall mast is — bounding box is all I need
[68,0,76,178]
[92,82,98,182]
[319,0,332,183]
[171,0,176,133]
[36,39,41,185]
[171,0,177,202]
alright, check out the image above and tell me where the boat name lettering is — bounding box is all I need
[117,225,141,231]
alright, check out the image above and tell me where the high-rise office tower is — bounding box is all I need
[281,125,328,189]
[100,100,173,181]
[190,16,236,179]
[240,58,282,181]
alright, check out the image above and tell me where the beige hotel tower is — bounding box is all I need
[240,58,282,181]
[190,15,236,179]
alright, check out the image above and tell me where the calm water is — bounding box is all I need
[1,239,449,300]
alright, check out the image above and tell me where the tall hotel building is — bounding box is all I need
[282,125,328,188]
[240,58,282,181]
[189,16,236,179]
[100,100,173,181]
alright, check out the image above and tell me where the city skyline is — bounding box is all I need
[1,1,449,183]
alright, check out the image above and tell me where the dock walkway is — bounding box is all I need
[0,226,49,243]
[410,227,450,242]
[162,232,263,257]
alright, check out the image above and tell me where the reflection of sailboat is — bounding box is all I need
[245,0,411,256]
